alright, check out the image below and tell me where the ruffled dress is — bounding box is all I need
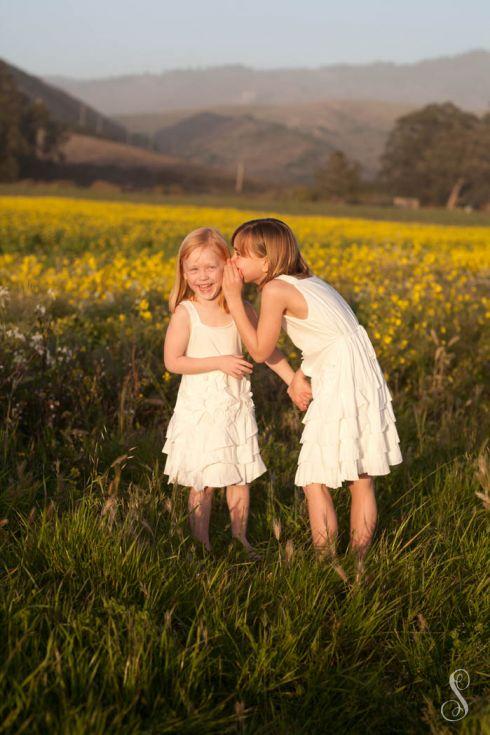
[277,275,402,489]
[162,300,266,491]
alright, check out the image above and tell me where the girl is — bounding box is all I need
[222,218,403,579]
[162,227,312,556]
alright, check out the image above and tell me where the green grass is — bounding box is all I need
[1,182,490,227]
[1,325,489,732]
[1,445,489,733]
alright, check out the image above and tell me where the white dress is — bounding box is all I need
[162,300,267,491]
[277,274,402,489]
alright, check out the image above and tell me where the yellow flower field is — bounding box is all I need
[1,196,488,378]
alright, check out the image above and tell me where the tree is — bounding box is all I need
[314,150,362,202]
[0,64,28,180]
[0,62,66,181]
[461,112,490,208]
[380,103,489,208]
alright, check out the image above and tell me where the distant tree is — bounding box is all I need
[462,112,490,208]
[380,103,490,208]
[0,64,28,180]
[314,150,362,202]
[0,62,66,181]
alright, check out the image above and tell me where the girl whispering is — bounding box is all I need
[162,227,311,556]
[222,218,402,579]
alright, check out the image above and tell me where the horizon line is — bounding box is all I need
[14,46,489,83]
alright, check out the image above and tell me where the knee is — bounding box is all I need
[349,476,375,494]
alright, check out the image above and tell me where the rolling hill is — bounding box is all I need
[1,59,244,192]
[57,133,241,191]
[7,50,488,188]
[1,58,127,143]
[119,99,412,180]
[47,50,490,116]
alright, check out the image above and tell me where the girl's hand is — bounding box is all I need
[287,370,313,411]
[222,260,244,304]
[219,354,253,379]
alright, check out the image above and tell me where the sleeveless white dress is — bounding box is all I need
[277,274,402,489]
[162,300,267,491]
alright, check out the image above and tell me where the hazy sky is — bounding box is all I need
[1,0,489,79]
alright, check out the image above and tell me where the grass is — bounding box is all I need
[1,447,489,733]
[1,345,489,733]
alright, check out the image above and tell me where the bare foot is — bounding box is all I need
[331,559,349,583]
[191,537,212,554]
[353,558,374,586]
[232,536,262,560]
[315,547,349,583]
[352,562,362,586]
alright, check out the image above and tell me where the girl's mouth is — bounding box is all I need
[198,284,213,293]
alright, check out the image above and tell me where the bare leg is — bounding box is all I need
[303,483,338,555]
[304,483,348,581]
[348,474,377,580]
[188,486,214,551]
[226,483,257,556]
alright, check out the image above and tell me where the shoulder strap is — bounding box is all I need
[179,300,201,328]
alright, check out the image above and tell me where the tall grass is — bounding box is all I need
[1,451,489,733]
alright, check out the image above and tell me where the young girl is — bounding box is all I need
[162,227,311,556]
[222,218,403,578]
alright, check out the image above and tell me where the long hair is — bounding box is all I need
[231,218,311,289]
[169,227,231,313]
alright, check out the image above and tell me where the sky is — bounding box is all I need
[1,0,489,79]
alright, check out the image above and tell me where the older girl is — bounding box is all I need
[222,218,402,579]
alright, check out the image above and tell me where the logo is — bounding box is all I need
[441,669,470,722]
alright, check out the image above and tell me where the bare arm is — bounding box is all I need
[222,266,312,408]
[244,302,294,385]
[243,301,312,410]
[163,305,253,378]
[223,263,286,362]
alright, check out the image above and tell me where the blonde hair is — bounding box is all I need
[169,227,231,313]
[231,218,311,289]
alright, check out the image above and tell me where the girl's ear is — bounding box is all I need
[261,257,269,273]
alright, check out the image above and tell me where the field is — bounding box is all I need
[3,183,490,227]
[0,196,489,733]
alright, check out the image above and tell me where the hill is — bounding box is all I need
[1,59,244,193]
[119,99,411,180]
[148,111,332,184]
[47,133,243,192]
[61,133,182,169]
[47,50,490,116]
[1,58,126,143]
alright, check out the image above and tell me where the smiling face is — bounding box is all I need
[231,243,269,285]
[182,246,224,302]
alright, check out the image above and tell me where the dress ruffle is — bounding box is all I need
[295,325,403,489]
[162,373,266,491]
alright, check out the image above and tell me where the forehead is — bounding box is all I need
[233,233,259,258]
[184,246,222,267]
